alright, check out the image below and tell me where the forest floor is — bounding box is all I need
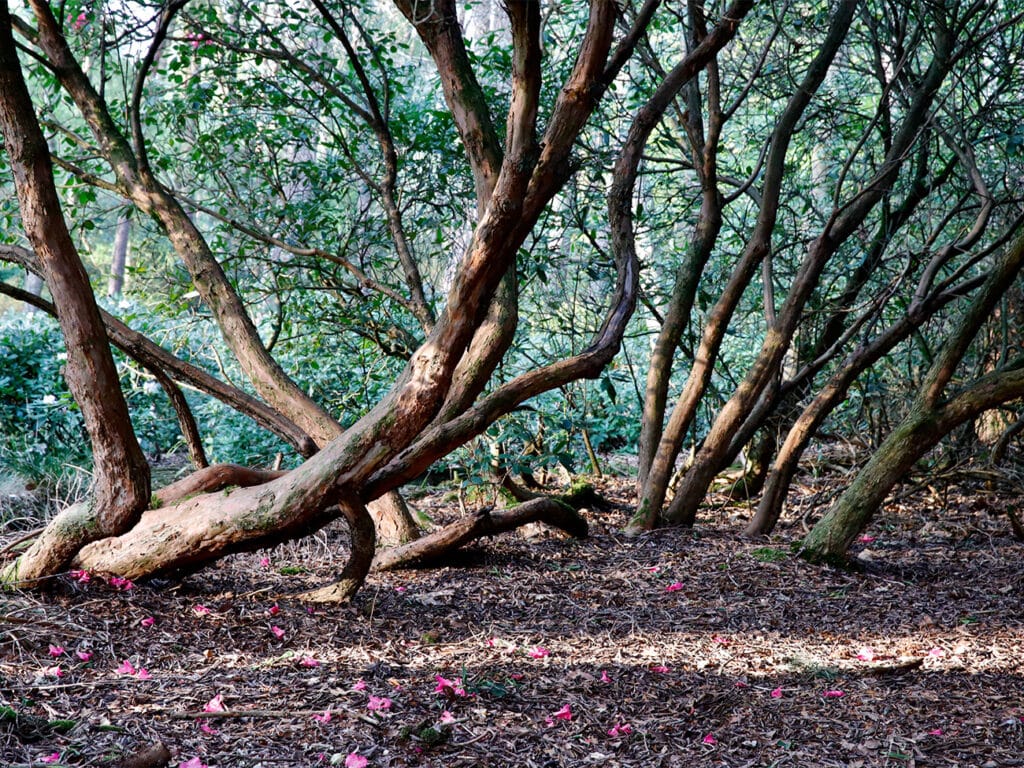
[2,466,1023,768]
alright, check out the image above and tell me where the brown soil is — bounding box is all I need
[2,473,1023,767]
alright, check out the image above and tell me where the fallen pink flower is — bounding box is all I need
[550,704,572,721]
[367,695,392,712]
[300,656,320,668]
[268,604,280,616]
[204,694,225,712]
[116,660,136,675]
[312,710,332,723]
[178,758,208,768]
[270,625,285,639]
[40,753,60,764]
[70,569,91,583]
[193,604,211,616]
[344,753,368,768]
[711,635,730,645]
[823,690,845,698]
[434,674,467,697]
[394,586,407,593]
[647,566,660,572]
[259,557,270,568]
[199,721,219,735]
[857,534,876,543]
[48,644,65,657]
[702,733,716,745]
[600,670,611,683]
[439,710,456,724]
[528,646,550,659]
[136,668,151,680]
[109,576,134,590]
[928,647,945,657]
[76,650,92,662]
[44,665,62,678]
[140,616,155,627]
[510,673,524,680]
[649,665,670,673]
[770,687,783,698]
[352,679,367,691]
[734,680,749,688]
[855,646,876,662]
[665,582,683,592]
[607,722,633,737]
[928,728,944,736]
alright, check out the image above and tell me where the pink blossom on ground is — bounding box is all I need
[394,586,407,593]
[550,704,572,721]
[268,604,280,616]
[70,569,91,583]
[928,647,945,657]
[204,694,225,712]
[259,557,270,568]
[312,710,332,723]
[76,650,92,662]
[178,758,208,768]
[270,625,285,639]
[434,675,467,697]
[855,646,876,662]
[300,656,320,668]
[928,728,944,736]
[528,646,550,659]
[140,617,155,627]
[109,576,134,590]
[734,680,749,688]
[857,534,876,543]
[352,679,367,691]
[199,721,219,735]
[711,635,730,645]
[607,722,633,737]
[647,566,660,572]
[192,604,211,616]
[344,754,368,768]
[600,670,611,683]
[48,644,65,657]
[770,687,783,698]
[136,668,151,680]
[116,660,136,675]
[649,665,670,673]
[439,711,456,724]
[367,695,392,711]
[44,665,62,678]
[702,733,717,745]
[665,582,683,592]
[823,690,845,698]
[40,753,60,764]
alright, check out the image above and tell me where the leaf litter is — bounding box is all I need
[2,473,1023,766]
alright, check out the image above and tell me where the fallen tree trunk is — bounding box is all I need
[372,496,588,571]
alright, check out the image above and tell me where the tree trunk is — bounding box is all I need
[107,214,130,298]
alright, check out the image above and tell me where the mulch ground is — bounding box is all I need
[2,470,1023,767]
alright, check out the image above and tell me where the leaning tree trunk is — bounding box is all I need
[0,5,149,582]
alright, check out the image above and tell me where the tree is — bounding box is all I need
[1,0,753,597]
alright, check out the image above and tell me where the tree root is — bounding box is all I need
[372,495,588,572]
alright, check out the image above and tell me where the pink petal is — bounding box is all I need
[439,710,456,724]
[647,566,660,572]
[136,667,151,680]
[270,625,286,639]
[607,722,633,737]
[109,576,134,590]
[312,710,332,723]
[928,728,943,736]
[193,604,211,616]
[70,569,91,583]
[300,656,320,668]
[544,716,555,727]
[199,721,219,735]
[367,695,392,711]
[259,557,271,568]
[140,616,155,627]
[857,534,876,543]
[344,753,368,768]
[770,687,783,698]
[551,704,572,721]
[600,670,611,683]
[44,665,62,678]
[650,665,670,673]
[40,754,60,764]
[204,694,225,712]
[665,582,683,592]
[116,660,136,675]
[178,759,208,768]
[823,690,845,698]
[48,644,65,657]
[76,651,92,662]
[855,646,875,662]
[352,679,367,691]
[928,647,945,657]
[394,586,407,593]
[702,733,716,745]
[734,680,749,688]
[268,604,280,616]
[711,634,730,645]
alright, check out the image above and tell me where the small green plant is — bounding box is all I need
[751,547,788,563]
